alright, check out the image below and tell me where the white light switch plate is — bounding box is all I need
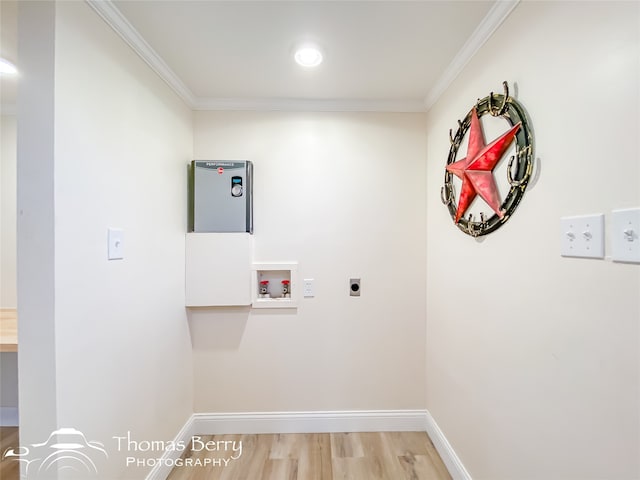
[108,228,124,260]
[611,208,640,263]
[560,214,604,259]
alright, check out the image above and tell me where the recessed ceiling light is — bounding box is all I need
[0,58,17,75]
[294,44,323,68]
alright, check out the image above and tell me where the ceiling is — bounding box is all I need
[1,1,518,113]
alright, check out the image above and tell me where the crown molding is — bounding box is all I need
[87,0,515,113]
[424,0,520,111]
[85,0,197,108]
[86,0,424,113]
[194,97,426,113]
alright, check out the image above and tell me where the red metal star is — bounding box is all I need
[446,108,521,223]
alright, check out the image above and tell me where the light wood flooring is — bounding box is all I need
[0,427,19,480]
[0,428,451,480]
[167,432,452,480]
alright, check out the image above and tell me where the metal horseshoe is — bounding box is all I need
[488,81,509,117]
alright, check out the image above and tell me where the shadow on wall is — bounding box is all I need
[186,306,298,350]
[187,307,250,350]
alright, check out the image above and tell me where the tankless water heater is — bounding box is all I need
[189,160,253,233]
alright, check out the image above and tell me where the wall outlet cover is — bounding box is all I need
[303,279,314,298]
[349,278,361,296]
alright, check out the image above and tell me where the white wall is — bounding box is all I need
[17,0,58,456]
[0,114,18,424]
[1,114,16,308]
[192,111,427,412]
[0,352,18,411]
[425,2,639,479]
[18,2,194,478]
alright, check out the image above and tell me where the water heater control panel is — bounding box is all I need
[189,160,253,233]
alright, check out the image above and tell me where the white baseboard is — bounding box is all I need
[191,409,428,434]
[424,410,472,480]
[147,409,470,480]
[145,416,195,480]
[0,407,18,426]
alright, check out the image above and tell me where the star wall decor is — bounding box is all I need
[441,82,534,237]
